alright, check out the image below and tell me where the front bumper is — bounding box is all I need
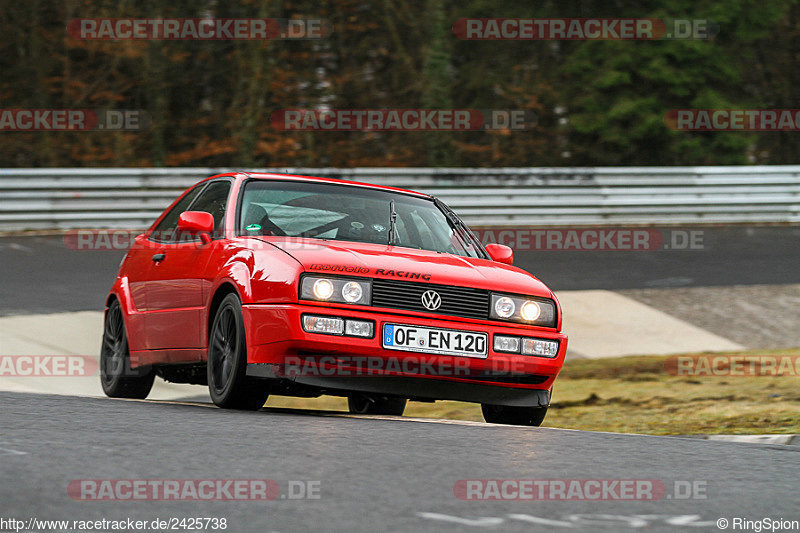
[242,302,567,405]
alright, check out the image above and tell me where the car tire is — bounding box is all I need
[481,403,548,426]
[348,394,407,416]
[100,300,155,399]
[207,293,269,410]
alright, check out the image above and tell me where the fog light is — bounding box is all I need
[341,281,364,303]
[345,319,374,337]
[302,315,344,335]
[521,338,559,357]
[493,335,521,353]
[494,296,515,318]
[312,278,335,300]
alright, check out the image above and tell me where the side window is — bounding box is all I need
[150,184,205,243]
[182,180,232,239]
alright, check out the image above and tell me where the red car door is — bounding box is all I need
[144,180,232,357]
[122,182,205,358]
[145,241,212,353]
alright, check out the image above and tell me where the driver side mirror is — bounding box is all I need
[485,243,513,265]
[177,211,214,244]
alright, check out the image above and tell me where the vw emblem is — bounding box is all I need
[421,290,442,311]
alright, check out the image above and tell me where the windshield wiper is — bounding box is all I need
[388,200,398,245]
[434,197,484,257]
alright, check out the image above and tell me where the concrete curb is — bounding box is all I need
[675,434,800,445]
[0,295,747,362]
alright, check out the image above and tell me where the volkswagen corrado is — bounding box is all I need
[100,172,567,425]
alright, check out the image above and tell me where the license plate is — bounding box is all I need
[382,324,488,359]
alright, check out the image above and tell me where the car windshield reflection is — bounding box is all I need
[239,180,483,258]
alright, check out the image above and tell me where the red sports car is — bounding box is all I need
[101,172,567,425]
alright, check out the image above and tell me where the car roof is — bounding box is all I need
[205,171,432,199]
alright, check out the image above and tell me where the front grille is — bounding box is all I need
[371,278,490,320]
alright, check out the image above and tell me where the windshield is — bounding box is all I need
[239,180,485,259]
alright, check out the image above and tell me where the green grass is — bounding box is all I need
[265,348,800,435]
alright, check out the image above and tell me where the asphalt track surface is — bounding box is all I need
[1,225,799,315]
[2,226,798,532]
[2,391,799,532]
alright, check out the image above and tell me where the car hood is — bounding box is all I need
[256,237,554,298]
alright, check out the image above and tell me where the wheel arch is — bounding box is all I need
[105,293,118,307]
[106,275,135,314]
[105,276,150,353]
[105,278,134,334]
[206,281,242,346]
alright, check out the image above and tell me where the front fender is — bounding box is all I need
[208,241,302,305]
[204,240,304,345]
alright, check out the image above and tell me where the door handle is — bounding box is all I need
[152,253,166,263]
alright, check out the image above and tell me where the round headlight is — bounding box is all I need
[494,296,515,318]
[341,281,363,303]
[312,279,334,300]
[520,300,541,321]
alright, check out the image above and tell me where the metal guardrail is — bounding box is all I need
[1,166,800,230]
